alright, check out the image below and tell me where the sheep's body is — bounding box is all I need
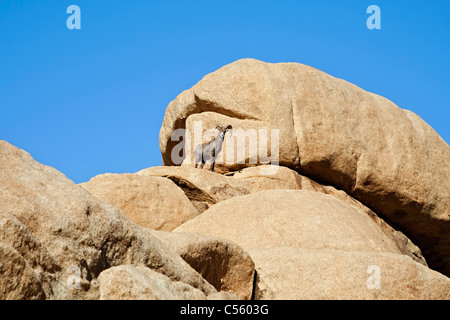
[194,125,232,172]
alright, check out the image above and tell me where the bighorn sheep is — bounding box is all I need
[194,125,233,172]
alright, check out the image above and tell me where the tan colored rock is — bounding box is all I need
[136,165,250,212]
[151,230,255,300]
[207,291,240,300]
[0,243,46,300]
[250,247,450,300]
[79,173,198,231]
[98,265,207,300]
[135,164,363,212]
[139,164,424,265]
[230,165,302,191]
[159,60,299,170]
[231,166,427,265]
[182,112,278,174]
[174,190,403,255]
[159,58,450,276]
[0,212,61,297]
[0,140,215,299]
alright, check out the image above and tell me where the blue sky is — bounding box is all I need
[1,0,449,183]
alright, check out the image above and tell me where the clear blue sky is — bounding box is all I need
[1,0,449,183]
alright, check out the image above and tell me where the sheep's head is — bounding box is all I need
[215,124,233,136]
[224,125,233,133]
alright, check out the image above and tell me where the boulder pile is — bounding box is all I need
[1,59,449,299]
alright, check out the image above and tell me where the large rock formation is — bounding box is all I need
[0,140,216,299]
[174,189,412,255]
[159,58,450,276]
[79,173,198,231]
[151,231,255,300]
[2,59,449,300]
[136,165,250,213]
[174,189,450,299]
[98,265,207,300]
[250,248,450,300]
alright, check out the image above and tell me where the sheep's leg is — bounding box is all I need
[194,151,199,168]
[194,154,201,168]
[210,159,215,172]
[199,161,205,169]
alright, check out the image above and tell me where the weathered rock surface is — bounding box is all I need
[250,247,450,300]
[229,165,303,191]
[159,58,450,276]
[98,265,206,300]
[151,230,255,300]
[207,291,240,300]
[79,173,198,231]
[174,188,450,299]
[136,165,250,212]
[0,140,215,299]
[231,166,427,265]
[174,190,408,255]
[0,243,46,300]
